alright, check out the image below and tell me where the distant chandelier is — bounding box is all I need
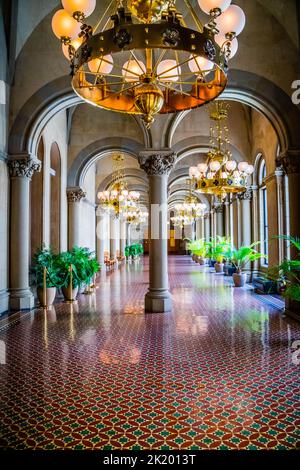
[171,178,207,227]
[124,204,149,225]
[97,154,140,217]
[189,100,254,202]
[52,0,246,127]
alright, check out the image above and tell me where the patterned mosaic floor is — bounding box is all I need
[0,256,299,450]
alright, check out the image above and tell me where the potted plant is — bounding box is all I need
[210,237,232,273]
[272,236,300,318]
[188,239,208,265]
[72,247,100,294]
[56,250,81,301]
[231,242,265,287]
[128,243,144,260]
[31,246,60,307]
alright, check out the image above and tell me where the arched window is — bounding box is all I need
[50,142,61,253]
[259,159,268,264]
[30,136,44,259]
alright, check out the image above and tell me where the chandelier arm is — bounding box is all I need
[174,50,183,94]
[156,55,193,80]
[183,0,204,33]
[92,57,107,86]
[93,0,116,34]
[101,82,140,100]
[153,48,167,73]
[158,82,192,99]
[85,71,124,79]
[130,50,147,74]
[111,60,142,78]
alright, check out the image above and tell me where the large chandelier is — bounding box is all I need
[171,179,207,227]
[97,154,140,216]
[52,1,246,127]
[189,100,254,201]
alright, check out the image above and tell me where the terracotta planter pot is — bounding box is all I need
[37,287,56,307]
[198,257,206,265]
[62,286,78,301]
[233,272,247,287]
[215,262,224,273]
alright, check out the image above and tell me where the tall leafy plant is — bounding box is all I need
[272,236,300,302]
[56,247,100,288]
[207,236,232,263]
[188,239,208,258]
[231,242,266,274]
[31,246,60,288]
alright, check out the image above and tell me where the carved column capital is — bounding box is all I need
[8,154,41,179]
[67,187,86,203]
[214,204,224,214]
[139,150,176,176]
[277,150,300,175]
[238,187,253,201]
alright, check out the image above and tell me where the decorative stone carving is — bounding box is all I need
[113,28,133,49]
[67,188,86,203]
[214,204,224,214]
[162,28,180,47]
[203,39,216,61]
[139,151,176,175]
[277,152,300,175]
[238,188,253,201]
[8,157,41,179]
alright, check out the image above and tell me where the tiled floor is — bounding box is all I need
[0,256,299,450]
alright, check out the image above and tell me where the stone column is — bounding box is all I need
[279,152,300,256]
[238,188,252,246]
[110,216,118,260]
[67,187,86,249]
[96,207,105,265]
[237,197,242,248]
[204,214,210,241]
[120,219,126,257]
[196,218,205,239]
[126,222,131,246]
[215,204,224,237]
[224,195,233,242]
[8,155,41,310]
[275,167,285,263]
[139,150,175,313]
[251,185,260,273]
[210,209,216,240]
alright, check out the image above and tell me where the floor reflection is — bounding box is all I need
[0,256,299,450]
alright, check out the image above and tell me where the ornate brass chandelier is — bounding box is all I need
[124,204,149,224]
[52,0,246,127]
[97,154,140,216]
[171,178,207,227]
[189,100,254,202]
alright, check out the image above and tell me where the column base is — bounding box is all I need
[145,290,172,313]
[0,289,9,314]
[9,289,35,311]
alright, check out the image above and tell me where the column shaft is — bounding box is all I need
[139,150,175,313]
[96,210,105,265]
[110,216,118,260]
[8,156,41,310]
[120,220,126,257]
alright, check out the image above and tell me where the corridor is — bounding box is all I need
[0,256,299,450]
